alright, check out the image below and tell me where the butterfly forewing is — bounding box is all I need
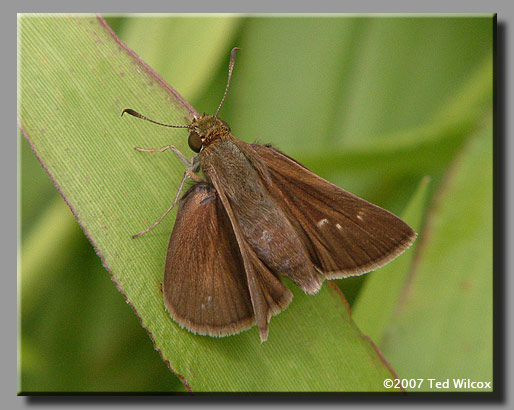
[163,182,255,337]
[251,144,417,278]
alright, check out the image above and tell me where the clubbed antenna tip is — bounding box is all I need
[121,108,190,129]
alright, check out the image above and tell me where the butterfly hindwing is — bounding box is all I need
[163,181,292,341]
[163,182,255,337]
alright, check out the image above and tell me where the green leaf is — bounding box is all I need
[380,122,493,391]
[352,176,431,345]
[19,15,401,392]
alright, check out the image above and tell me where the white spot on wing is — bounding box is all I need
[357,210,365,221]
[317,218,329,227]
[260,231,271,242]
[336,223,342,230]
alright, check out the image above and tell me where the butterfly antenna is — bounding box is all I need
[215,47,240,118]
[121,109,190,129]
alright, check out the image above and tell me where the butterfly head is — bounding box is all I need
[188,114,231,153]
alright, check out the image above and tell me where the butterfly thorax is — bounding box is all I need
[188,114,231,152]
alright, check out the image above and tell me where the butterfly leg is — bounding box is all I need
[131,170,201,239]
[134,145,196,170]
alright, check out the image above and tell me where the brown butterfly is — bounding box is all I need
[122,48,416,342]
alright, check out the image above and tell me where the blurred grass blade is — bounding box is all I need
[352,176,431,345]
[301,51,493,182]
[379,122,493,391]
[19,15,403,392]
[114,15,242,103]
[21,197,77,316]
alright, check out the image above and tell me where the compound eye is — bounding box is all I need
[188,131,202,153]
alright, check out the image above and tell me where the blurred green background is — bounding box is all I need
[19,15,493,392]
